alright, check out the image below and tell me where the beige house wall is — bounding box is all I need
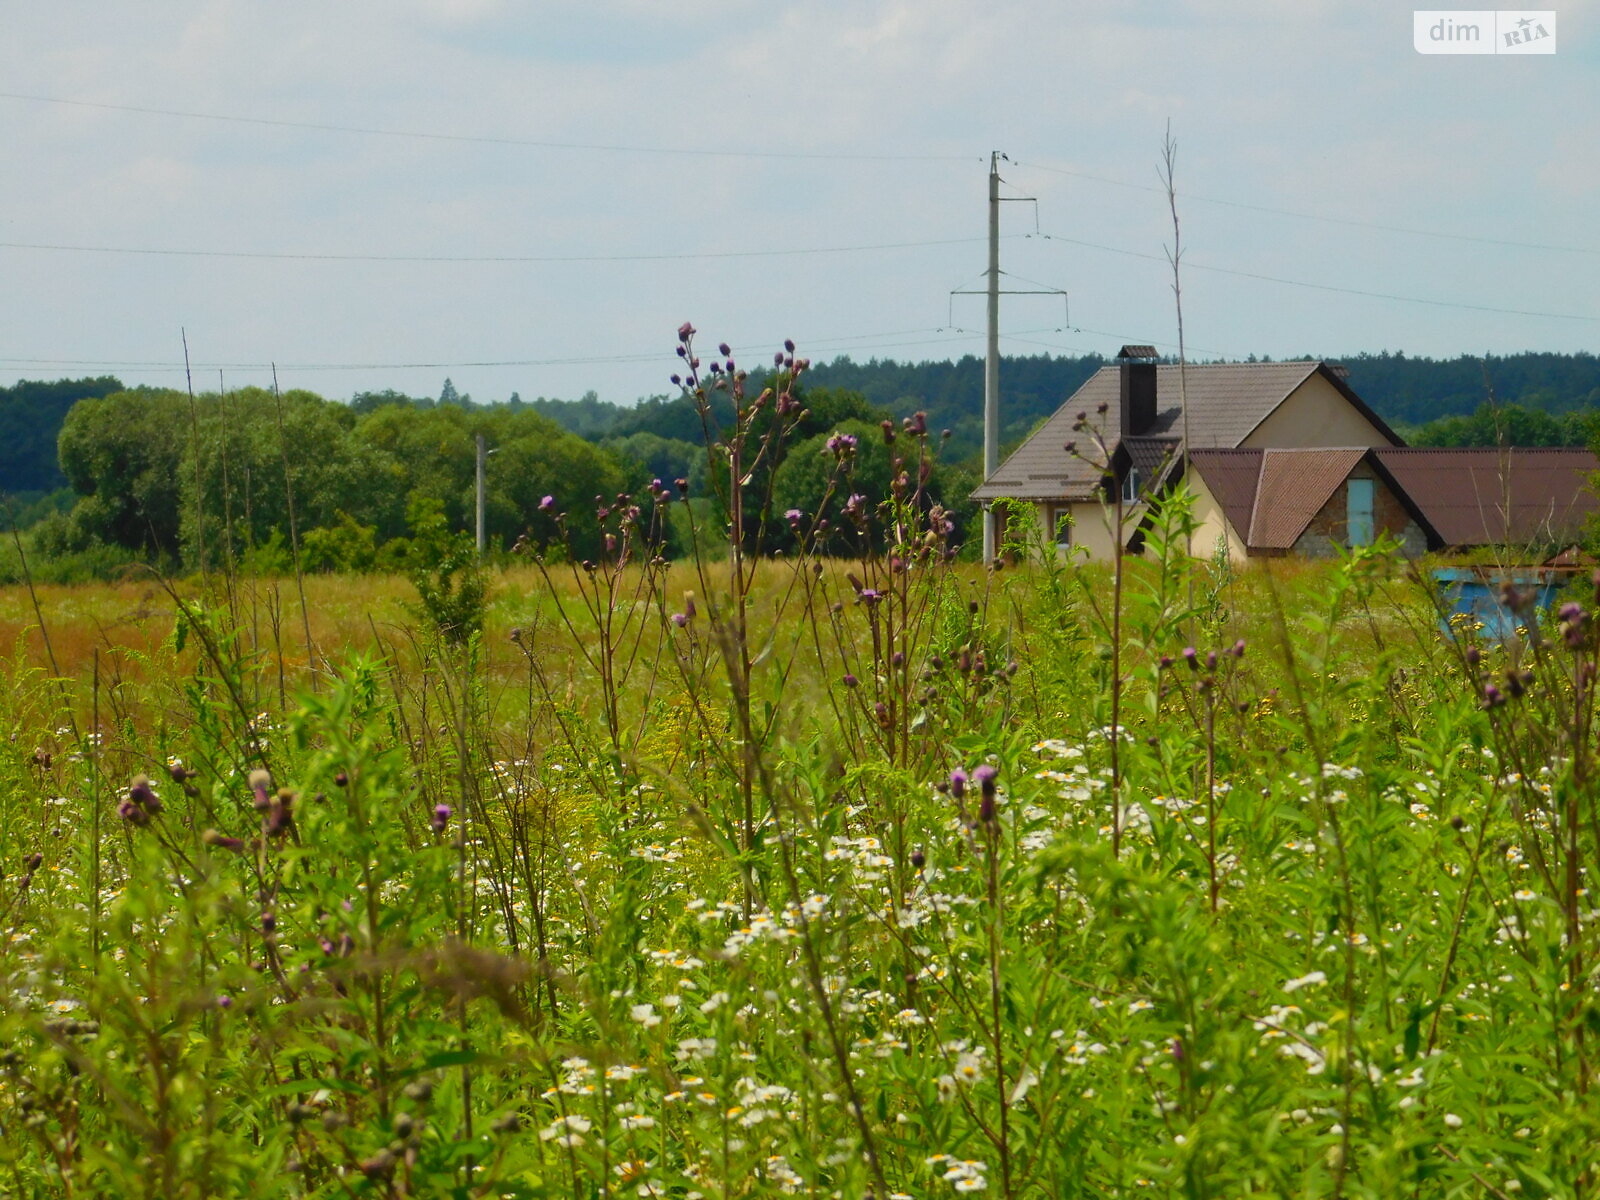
[1242,374,1393,449]
[1030,500,1129,561]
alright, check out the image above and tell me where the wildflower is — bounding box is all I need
[974,765,999,824]
[202,829,246,852]
[1444,1112,1464,1129]
[1282,971,1327,993]
[125,775,162,818]
[431,804,452,834]
[249,769,272,806]
[631,1003,661,1027]
[949,768,968,801]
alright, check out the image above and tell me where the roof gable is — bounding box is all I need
[973,360,1373,502]
[1246,449,1365,549]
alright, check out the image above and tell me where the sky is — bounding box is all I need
[1,1,1595,414]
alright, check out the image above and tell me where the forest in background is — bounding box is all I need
[2,348,1596,582]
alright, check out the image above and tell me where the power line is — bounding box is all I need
[1012,157,1600,256]
[1031,231,1598,323]
[0,329,988,377]
[0,90,977,164]
[0,235,1003,265]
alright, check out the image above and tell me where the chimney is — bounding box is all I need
[1117,345,1159,436]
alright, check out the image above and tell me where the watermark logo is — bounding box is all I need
[1414,10,1556,53]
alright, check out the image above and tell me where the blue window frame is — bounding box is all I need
[1347,478,1375,547]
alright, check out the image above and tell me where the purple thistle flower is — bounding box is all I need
[129,775,162,815]
[431,804,452,834]
[949,768,968,800]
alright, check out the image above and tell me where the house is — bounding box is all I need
[973,345,1600,562]
[972,345,1403,558]
[1188,446,1600,561]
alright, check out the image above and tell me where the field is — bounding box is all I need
[2,521,1598,1199]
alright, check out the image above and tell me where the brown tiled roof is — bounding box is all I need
[973,361,1343,501]
[1373,448,1600,547]
[1123,436,1180,479]
[1186,449,1263,539]
[1247,449,1365,549]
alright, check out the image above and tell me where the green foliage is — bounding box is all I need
[404,495,487,645]
[299,513,379,573]
[9,482,1600,1194]
[1409,401,1600,448]
[57,388,189,556]
[0,376,124,492]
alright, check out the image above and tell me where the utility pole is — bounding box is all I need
[475,433,487,558]
[953,156,1060,564]
[982,152,1001,565]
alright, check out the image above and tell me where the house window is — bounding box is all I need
[1051,505,1072,548]
[1122,468,1141,504]
[1347,478,1375,547]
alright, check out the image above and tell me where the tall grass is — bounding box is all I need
[2,344,1599,1198]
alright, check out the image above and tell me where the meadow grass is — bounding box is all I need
[3,361,1598,1200]
[2,527,1597,1199]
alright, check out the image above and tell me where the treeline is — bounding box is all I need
[519,350,1600,457]
[1407,403,1600,448]
[5,350,1597,506]
[9,382,975,582]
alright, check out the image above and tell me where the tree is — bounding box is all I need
[57,389,189,557]
[0,376,124,494]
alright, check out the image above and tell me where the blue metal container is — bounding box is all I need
[1433,567,1562,639]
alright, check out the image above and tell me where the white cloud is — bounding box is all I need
[0,0,1592,403]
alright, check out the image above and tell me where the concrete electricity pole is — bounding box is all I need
[982,152,1001,564]
[953,155,1059,564]
[475,433,487,558]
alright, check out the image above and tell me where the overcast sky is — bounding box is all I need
[1,1,1595,412]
